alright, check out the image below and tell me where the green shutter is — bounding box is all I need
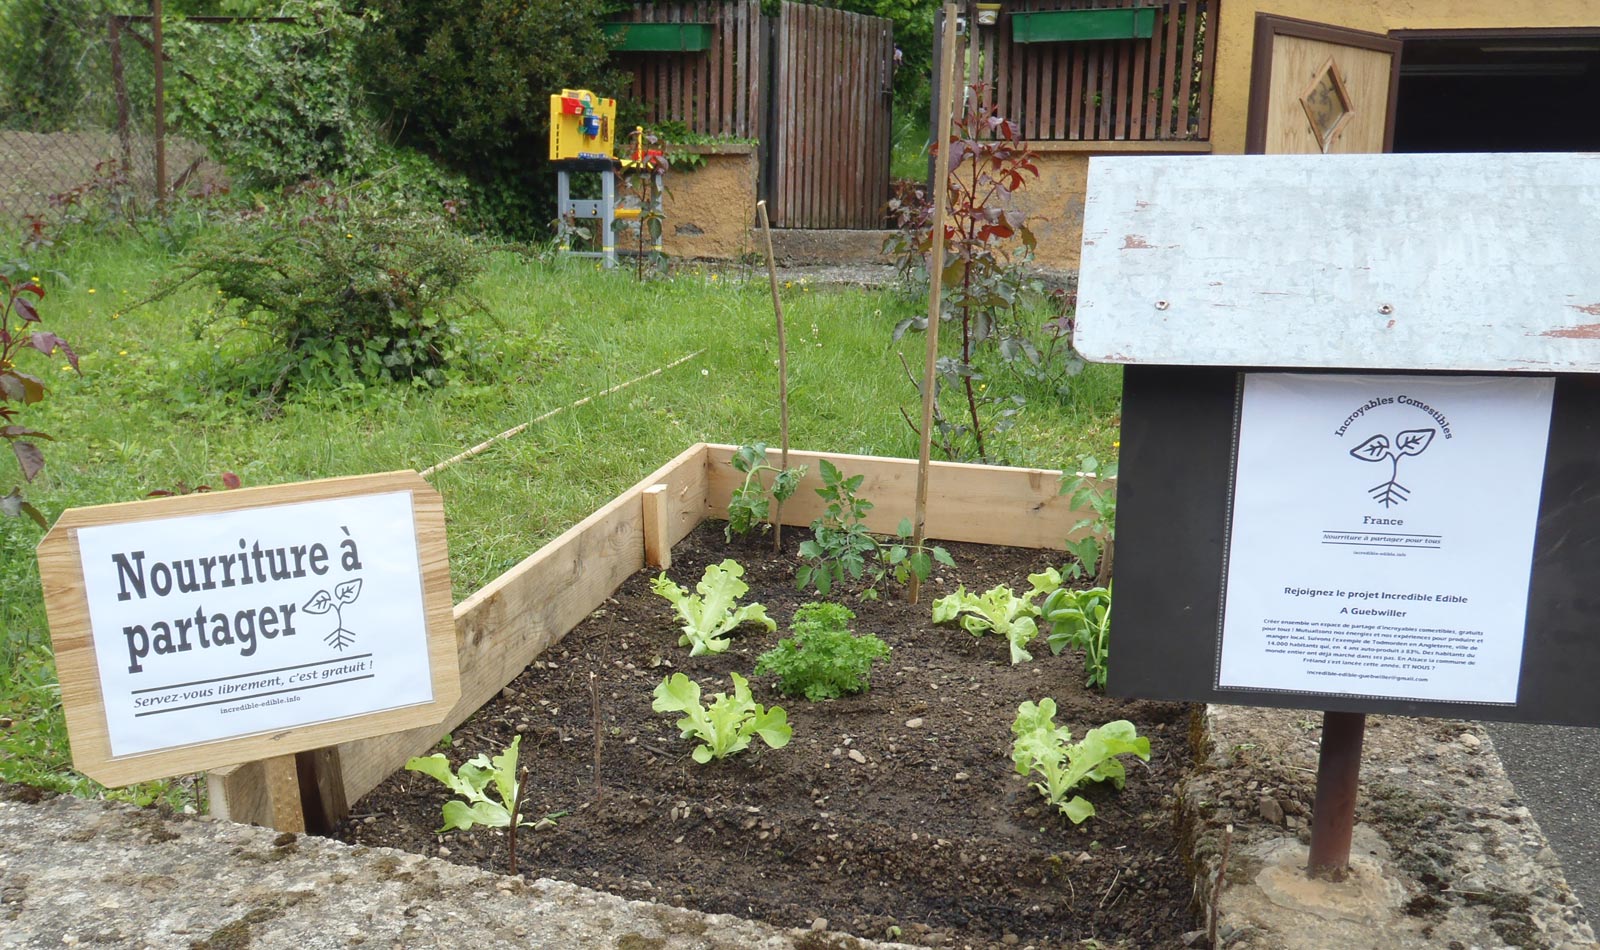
[603,22,714,53]
[1010,8,1158,44]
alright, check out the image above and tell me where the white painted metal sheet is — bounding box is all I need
[1073,152,1600,372]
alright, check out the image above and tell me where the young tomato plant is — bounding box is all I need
[1,266,79,528]
[404,734,531,833]
[754,602,891,701]
[880,517,956,590]
[1010,699,1149,824]
[1062,455,1117,584]
[797,459,878,596]
[651,559,775,656]
[652,672,792,763]
[726,442,806,542]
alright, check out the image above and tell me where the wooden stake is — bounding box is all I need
[756,200,791,552]
[642,484,672,570]
[261,753,306,834]
[909,4,962,606]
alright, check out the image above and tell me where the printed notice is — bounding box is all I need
[1218,374,1554,704]
[76,491,434,757]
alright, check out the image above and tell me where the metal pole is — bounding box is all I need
[1307,710,1366,881]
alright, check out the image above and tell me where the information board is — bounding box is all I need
[37,471,460,786]
[1107,367,1600,725]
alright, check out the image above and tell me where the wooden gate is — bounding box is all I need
[768,2,894,229]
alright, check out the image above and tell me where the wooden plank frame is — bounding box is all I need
[37,471,459,789]
[207,444,1107,828]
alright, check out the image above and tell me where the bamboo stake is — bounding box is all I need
[756,200,791,552]
[908,3,962,606]
[419,350,703,478]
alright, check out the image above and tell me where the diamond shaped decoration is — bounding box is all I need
[1299,57,1354,153]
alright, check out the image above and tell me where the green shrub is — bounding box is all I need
[165,1,378,187]
[356,0,622,237]
[755,602,891,701]
[171,181,484,393]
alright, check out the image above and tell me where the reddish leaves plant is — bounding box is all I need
[1,271,78,527]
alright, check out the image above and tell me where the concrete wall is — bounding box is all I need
[659,143,757,260]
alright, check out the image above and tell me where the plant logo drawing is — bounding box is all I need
[1348,429,1436,507]
[303,578,363,650]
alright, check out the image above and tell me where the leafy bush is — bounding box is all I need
[356,0,622,237]
[165,2,378,187]
[651,558,775,656]
[167,181,484,394]
[755,602,891,701]
[652,672,792,763]
[1011,699,1148,824]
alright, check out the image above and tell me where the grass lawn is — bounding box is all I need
[0,228,1119,806]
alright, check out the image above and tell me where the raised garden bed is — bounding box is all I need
[207,444,1201,946]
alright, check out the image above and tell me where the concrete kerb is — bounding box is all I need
[4,705,1596,948]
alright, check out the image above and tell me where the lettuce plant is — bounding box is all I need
[405,734,530,833]
[755,602,891,701]
[1010,699,1149,824]
[651,559,776,656]
[1043,582,1112,689]
[652,672,792,763]
[932,576,1055,664]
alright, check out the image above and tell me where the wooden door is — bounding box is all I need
[769,1,894,228]
[1246,16,1401,154]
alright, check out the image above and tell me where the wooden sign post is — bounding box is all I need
[37,471,459,831]
[1076,152,1600,879]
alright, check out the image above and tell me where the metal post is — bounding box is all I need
[601,169,616,268]
[556,171,572,251]
[109,16,132,174]
[1307,710,1366,881]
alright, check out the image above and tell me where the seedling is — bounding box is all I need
[1042,582,1112,689]
[651,558,775,656]
[1010,700,1149,824]
[1062,455,1117,584]
[726,442,806,541]
[405,734,531,833]
[652,672,792,763]
[797,459,877,595]
[932,577,1053,664]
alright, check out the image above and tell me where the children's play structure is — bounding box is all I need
[549,88,665,267]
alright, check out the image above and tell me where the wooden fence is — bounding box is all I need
[611,0,767,142]
[769,2,895,228]
[959,0,1218,141]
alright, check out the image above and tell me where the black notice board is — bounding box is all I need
[1108,364,1600,726]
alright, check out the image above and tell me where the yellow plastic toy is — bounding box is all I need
[548,88,617,163]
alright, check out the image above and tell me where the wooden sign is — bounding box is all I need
[37,471,459,787]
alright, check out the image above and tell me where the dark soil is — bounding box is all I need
[338,521,1200,948]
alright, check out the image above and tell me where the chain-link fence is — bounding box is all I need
[0,0,220,241]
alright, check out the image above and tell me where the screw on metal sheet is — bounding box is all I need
[1155,300,1170,311]
[1379,304,1394,315]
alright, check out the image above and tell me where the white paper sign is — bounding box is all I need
[75,491,434,757]
[1218,374,1554,704]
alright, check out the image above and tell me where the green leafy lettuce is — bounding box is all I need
[650,558,776,656]
[404,734,528,833]
[652,672,793,763]
[1010,699,1149,824]
[931,574,1057,664]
